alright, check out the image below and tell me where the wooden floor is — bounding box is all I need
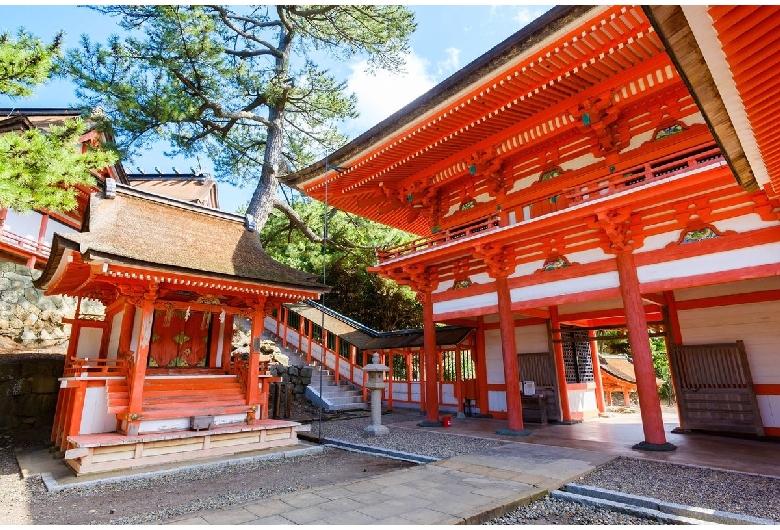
[399,410,780,478]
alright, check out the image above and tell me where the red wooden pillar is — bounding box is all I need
[419,290,440,425]
[306,318,313,364]
[549,306,572,422]
[495,275,528,434]
[616,252,675,450]
[246,306,265,415]
[455,345,464,416]
[125,288,157,436]
[663,290,685,429]
[281,306,289,347]
[588,330,606,413]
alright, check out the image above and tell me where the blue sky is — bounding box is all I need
[1,4,552,213]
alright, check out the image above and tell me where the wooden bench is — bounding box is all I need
[521,394,548,425]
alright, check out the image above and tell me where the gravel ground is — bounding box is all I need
[312,409,509,458]
[576,456,780,521]
[484,497,665,525]
[3,406,778,525]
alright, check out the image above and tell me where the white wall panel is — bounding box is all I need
[488,390,507,412]
[106,311,123,360]
[757,396,780,428]
[678,300,780,384]
[511,272,620,303]
[515,324,549,354]
[484,329,504,384]
[434,292,497,317]
[638,242,780,284]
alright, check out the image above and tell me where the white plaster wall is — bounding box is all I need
[79,386,116,434]
[638,242,780,284]
[390,383,408,402]
[75,327,104,359]
[515,324,549,354]
[509,261,545,279]
[566,248,610,265]
[441,383,456,406]
[488,390,507,412]
[215,320,225,368]
[674,277,780,302]
[758,396,780,429]
[678,300,780,386]
[560,297,624,316]
[106,311,123,360]
[129,308,142,353]
[511,271,620,303]
[484,328,505,384]
[568,387,597,414]
[434,291,497,317]
[713,213,779,233]
[410,382,421,403]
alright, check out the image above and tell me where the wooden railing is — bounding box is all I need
[0,227,51,259]
[375,142,723,264]
[63,358,128,378]
[563,143,723,204]
[377,215,501,262]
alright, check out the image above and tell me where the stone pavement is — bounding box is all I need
[166,443,614,525]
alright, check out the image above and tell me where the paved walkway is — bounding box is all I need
[166,443,612,525]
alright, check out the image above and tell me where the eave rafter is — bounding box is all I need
[304,6,659,199]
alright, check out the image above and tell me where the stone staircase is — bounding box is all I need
[261,330,367,412]
[305,364,367,411]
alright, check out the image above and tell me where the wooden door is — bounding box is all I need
[668,341,764,435]
[149,309,211,368]
[517,351,561,422]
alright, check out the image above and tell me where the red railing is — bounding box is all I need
[63,358,128,378]
[0,228,51,259]
[375,142,723,264]
[377,215,501,262]
[563,143,723,204]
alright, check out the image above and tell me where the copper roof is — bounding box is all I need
[127,176,220,209]
[35,184,328,293]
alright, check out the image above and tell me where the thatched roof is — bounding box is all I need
[35,184,328,293]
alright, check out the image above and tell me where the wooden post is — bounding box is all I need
[616,252,674,450]
[307,318,313,364]
[420,290,440,424]
[455,346,464,416]
[496,275,526,433]
[475,317,489,416]
[221,314,234,370]
[662,290,685,429]
[246,306,265,412]
[588,330,606,413]
[549,306,572,422]
[126,288,157,436]
[282,306,289,347]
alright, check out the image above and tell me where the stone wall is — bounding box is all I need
[0,353,64,430]
[268,364,313,401]
[0,260,104,349]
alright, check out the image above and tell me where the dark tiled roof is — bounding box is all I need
[38,184,327,292]
[284,301,473,350]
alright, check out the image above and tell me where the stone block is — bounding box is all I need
[24,287,41,304]
[300,366,313,378]
[23,313,39,327]
[0,277,10,290]
[17,393,53,416]
[0,291,19,303]
[10,377,31,396]
[51,327,66,339]
[20,327,37,343]
[294,384,306,395]
[13,264,32,276]
[0,363,21,381]
[0,319,9,330]
[28,376,59,394]
[288,366,299,377]
[9,318,23,330]
[0,261,15,273]
[39,329,53,341]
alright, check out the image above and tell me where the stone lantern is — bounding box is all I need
[363,352,389,436]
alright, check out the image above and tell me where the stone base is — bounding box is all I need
[632,441,677,452]
[456,412,466,419]
[671,427,692,434]
[363,424,389,436]
[417,420,443,427]
[495,428,533,437]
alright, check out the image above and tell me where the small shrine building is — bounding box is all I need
[287,5,780,448]
[35,183,328,474]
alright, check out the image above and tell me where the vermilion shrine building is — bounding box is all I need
[35,184,327,474]
[288,6,780,448]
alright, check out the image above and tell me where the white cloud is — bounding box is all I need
[437,47,461,76]
[512,6,549,27]
[344,50,437,137]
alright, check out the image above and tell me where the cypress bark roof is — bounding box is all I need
[35,184,328,293]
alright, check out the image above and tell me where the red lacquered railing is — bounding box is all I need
[375,142,723,264]
[63,358,128,378]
